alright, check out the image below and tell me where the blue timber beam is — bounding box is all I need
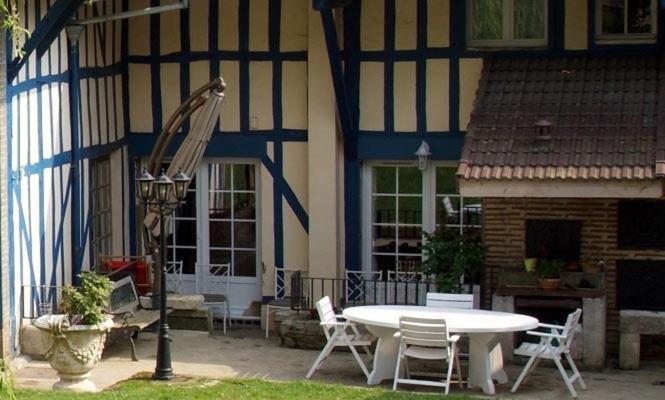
[313,0,355,10]
[8,0,87,82]
[318,6,361,271]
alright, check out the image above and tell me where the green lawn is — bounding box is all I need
[14,377,479,400]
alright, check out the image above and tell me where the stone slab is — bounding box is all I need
[619,332,641,370]
[620,310,665,335]
[19,325,52,358]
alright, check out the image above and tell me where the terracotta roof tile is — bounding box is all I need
[458,55,665,180]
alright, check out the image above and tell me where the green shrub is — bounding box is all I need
[60,272,113,325]
[422,229,485,293]
[536,259,564,279]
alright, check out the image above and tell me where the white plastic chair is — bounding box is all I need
[306,296,374,379]
[511,308,586,398]
[195,262,232,335]
[426,292,474,309]
[393,316,462,394]
[265,267,307,339]
[165,261,184,294]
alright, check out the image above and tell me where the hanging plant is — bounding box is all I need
[1,0,99,58]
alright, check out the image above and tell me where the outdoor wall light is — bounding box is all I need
[154,170,174,203]
[136,168,155,202]
[414,140,431,171]
[172,168,190,201]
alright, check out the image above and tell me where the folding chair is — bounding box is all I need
[165,260,184,294]
[306,296,375,379]
[393,316,462,394]
[195,263,232,335]
[511,308,586,398]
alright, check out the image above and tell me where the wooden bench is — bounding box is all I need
[106,276,161,361]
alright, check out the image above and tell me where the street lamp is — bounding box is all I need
[135,167,191,381]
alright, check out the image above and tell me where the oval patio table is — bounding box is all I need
[343,305,538,395]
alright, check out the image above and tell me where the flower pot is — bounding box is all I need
[34,315,113,392]
[538,278,561,290]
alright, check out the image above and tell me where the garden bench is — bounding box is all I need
[106,276,162,361]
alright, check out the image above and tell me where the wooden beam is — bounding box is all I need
[313,0,355,11]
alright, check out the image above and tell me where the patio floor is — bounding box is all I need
[13,326,665,399]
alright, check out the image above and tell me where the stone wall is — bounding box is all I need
[483,198,665,356]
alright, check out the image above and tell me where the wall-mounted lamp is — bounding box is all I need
[414,141,431,171]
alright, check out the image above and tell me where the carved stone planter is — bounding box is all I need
[34,315,113,392]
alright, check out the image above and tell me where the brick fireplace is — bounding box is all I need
[482,198,665,362]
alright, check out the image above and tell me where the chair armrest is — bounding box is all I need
[538,322,565,330]
[526,330,566,340]
[106,310,135,318]
[320,321,347,327]
[449,335,460,343]
[335,314,346,320]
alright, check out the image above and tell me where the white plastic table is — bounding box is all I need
[343,305,538,395]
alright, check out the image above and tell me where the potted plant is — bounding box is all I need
[422,228,486,293]
[536,259,565,290]
[34,272,114,392]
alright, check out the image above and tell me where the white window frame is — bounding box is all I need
[90,156,113,266]
[595,0,657,44]
[361,162,481,274]
[466,0,549,48]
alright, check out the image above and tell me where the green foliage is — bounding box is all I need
[60,272,113,325]
[0,359,16,400]
[536,259,564,279]
[422,228,486,293]
[15,378,478,399]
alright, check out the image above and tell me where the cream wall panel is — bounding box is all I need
[43,167,53,279]
[41,85,53,160]
[161,11,181,54]
[281,0,308,52]
[361,0,385,50]
[282,199,308,268]
[80,80,89,147]
[395,0,417,50]
[249,62,273,130]
[129,0,151,55]
[249,0,269,51]
[190,61,211,96]
[98,78,109,144]
[359,62,384,131]
[106,76,116,141]
[260,165,275,295]
[459,58,483,131]
[160,63,181,130]
[129,64,153,132]
[428,0,450,47]
[283,142,309,210]
[394,61,417,132]
[266,141,274,162]
[425,60,450,132]
[62,84,72,152]
[282,62,308,130]
[219,0,239,50]
[308,6,338,279]
[89,79,100,146]
[18,93,28,167]
[190,0,209,51]
[114,75,124,136]
[220,61,240,131]
[565,0,588,50]
[29,90,39,164]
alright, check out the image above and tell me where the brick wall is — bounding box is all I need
[482,198,665,356]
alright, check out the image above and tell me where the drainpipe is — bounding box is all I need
[66,25,84,284]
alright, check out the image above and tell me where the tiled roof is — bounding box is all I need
[457,55,665,180]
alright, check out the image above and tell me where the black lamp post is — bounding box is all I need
[136,167,191,381]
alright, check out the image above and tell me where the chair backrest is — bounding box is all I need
[165,261,184,293]
[195,263,231,296]
[315,296,336,326]
[426,292,474,309]
[443,196,456,215]
[399,316,451,349]
[560,308,582,351]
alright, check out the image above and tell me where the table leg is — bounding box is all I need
[364,326,399,385]
[468,333,506,395]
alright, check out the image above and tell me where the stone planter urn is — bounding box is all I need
[34,314,113,392]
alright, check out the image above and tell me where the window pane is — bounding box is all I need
[209,220,231,247]
[234,222,256,248]
[398,197,422,224]
[602,0,625,34]
[462,197,483,226]
[373,225,396,243]
[373,254,396,273]
[178,190,197,218]
[472,0,503,40]
[397,228,421,250]
[437,196,461,225]
[373,166,396,193]
[208,164,232,190]
[398,167,421,194]
[210,250,232,266]
[233,164,256,190]
[174,219,197,246]
[627,0,652,33]
[234,193,256,219]
[514,0,546,39]
[174,247,197,274]
[209,192,231,219]
[373,196,396,223]
[234,251,256,277]
[436,167,458,194]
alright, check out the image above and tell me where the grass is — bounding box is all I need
[14,377,479,400]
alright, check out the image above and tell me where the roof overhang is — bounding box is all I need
[459,179,664,198]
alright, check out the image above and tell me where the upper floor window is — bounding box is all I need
[596,0,657,43]
[90,156,112,266]
[467,0,548,48]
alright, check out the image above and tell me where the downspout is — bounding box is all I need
[66,25,84,284]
